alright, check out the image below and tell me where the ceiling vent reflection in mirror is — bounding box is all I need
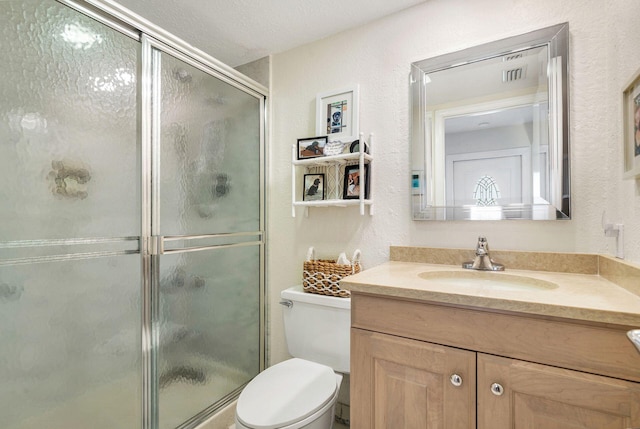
[502,66,526,82]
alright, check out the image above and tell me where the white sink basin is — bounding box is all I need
[418,270,558,291]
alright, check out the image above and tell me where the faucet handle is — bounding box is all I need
[463,236,504,271]
[476,236,489,255]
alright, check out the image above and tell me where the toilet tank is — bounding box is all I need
[280,286,351,373]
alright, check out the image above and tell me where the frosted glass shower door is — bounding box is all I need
[155,245,261,429]
[148,45,264,428]
[0,1,141,428]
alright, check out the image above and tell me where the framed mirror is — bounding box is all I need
[410,23,569,220]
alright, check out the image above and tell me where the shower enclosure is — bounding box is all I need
[0,1,266,428]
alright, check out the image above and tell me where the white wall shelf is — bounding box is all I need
[292,133,374,217]
[293,152,373,166]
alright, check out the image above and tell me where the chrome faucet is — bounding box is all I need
[462,236,505,271]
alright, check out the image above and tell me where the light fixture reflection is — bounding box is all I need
[92,68,135,92]
[61,23,103,50]
[20,112,47,132]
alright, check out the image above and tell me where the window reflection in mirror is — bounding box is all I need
[410,23,569,220]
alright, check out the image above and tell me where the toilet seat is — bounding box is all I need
[236,358,338,429]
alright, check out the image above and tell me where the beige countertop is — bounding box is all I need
[341,261,640,327]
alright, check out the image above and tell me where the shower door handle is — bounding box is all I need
[148,233,263,256]
[149,236,164,255]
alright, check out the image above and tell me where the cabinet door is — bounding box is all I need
[478,353,640,429]
[351,328,476,429]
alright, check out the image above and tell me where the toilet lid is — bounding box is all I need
[236,358,337,429]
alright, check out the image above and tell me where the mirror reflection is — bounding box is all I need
[411,24,569,220]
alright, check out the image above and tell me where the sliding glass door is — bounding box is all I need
[0,1,142,428]
[147,42,264,428]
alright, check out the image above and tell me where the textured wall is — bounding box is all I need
[268,0,640,364]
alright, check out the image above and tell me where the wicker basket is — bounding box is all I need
[302,248,361,298]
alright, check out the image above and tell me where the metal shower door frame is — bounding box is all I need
[142,34,267,429]
[56,2,268,428]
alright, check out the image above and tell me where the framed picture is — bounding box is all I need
[303,174,325,201]
[343,164,369,199]
[297,136,328,160]
[316,86,359,142]
[623,68,640,179]
[349,138,368,154]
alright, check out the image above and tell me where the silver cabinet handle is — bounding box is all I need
[450,374,463,387]
[627,330,640,354]
[491,383,504,396]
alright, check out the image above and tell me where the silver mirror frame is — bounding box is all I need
[410,23,570,220]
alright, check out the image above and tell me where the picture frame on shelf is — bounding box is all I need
[297,136,328,160]
[623,67,640,179]
[316,86,359,143]
[343,164,369,199]
[303,173,325,201]
[349,138,368,154]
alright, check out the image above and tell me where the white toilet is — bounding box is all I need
[235,285,350,429]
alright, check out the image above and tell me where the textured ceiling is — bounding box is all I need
[111,0,427,67]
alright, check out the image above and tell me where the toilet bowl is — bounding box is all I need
[235,358,343,429]
[235,286,350,429]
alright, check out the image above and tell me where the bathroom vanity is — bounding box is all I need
[342,247,640,428]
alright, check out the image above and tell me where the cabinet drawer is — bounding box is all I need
[352,293,640,382]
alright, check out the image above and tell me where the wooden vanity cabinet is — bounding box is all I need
[351,293,640,429]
